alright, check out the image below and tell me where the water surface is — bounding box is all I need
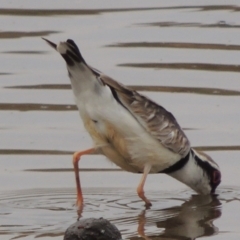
[0,1,240,239]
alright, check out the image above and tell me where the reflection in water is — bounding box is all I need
[129,86,240,96]
[2,50,48,54]
[0,149,72,155]
[24,168,121,173]
[194,145,240,152]
[6,84,240,96]
[139,21,240,29]
[107,42,240,51]
[0,103,77,111]
[0,31,59,39]
[135,195,221,240]
[1,145,240,156]
[0,188,224,239]
[0,72,12,75]
[118,63,240,73]
[6,84,72,89]
[0,5,240,17]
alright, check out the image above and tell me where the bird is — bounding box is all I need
[43,38,221,211]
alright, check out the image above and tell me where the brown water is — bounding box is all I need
[1,1,240,239]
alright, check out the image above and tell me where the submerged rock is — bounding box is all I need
[64,218,122,240]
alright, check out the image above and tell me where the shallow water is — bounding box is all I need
[1,1,240,239]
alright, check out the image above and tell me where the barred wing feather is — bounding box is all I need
[99,73,191,157]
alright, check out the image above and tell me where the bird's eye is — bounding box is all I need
[213,170,221,184]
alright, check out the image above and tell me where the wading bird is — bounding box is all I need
[43,38,221,211]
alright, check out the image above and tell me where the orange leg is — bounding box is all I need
[137,163,152,207]
[72,148,95,214]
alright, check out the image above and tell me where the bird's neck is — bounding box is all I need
[67,63,100,99]
[168,149,211,195]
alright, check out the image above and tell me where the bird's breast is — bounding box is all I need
[80,114,137,172]
[80,110,181,173]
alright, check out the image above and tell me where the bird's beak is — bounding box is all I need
[42,37,57,50]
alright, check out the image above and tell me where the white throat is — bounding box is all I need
[168,151,211,195]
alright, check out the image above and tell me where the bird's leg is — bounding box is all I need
[137,163,152,207]
[72,148,95,214]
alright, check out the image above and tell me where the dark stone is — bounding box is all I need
[64,218,122,240]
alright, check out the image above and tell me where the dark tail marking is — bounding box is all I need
[66,50,81,63]
[66,39,86,64]
[61,54,74,66]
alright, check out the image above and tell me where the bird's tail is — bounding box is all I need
[42,38,87,67]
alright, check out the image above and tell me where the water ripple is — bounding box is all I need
[0,5,240,17]
[139,21,240,29]
[0,145,239,156]
[0,187,236,239]
[118,62,240,73]
[5,84,240,96]
[0,31,59,39]
[107,41,240,51]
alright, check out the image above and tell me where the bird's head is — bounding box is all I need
[191,149,221,194]
[169,149,221,195]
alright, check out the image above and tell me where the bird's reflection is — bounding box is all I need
[135,194,221,240]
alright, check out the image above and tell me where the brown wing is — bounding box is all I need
[99,73,191,157]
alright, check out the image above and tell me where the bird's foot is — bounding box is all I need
[144,201,152,209]
[73,199,83,219]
